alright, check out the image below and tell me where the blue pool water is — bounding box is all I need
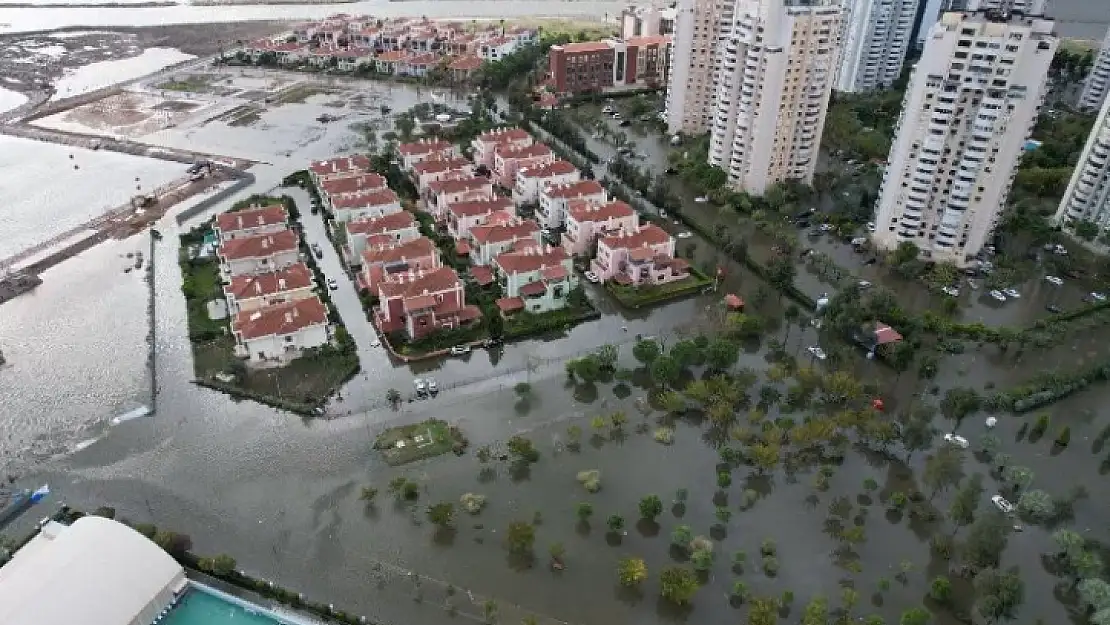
[161,587,286,625]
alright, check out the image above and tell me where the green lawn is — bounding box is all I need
[605,268,714,309]
[503,299,600,339]
[373,419,468,466]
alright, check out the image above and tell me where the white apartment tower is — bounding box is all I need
[1054,95,1110,228]
[872,10,1057,265]
[1079,27,1110,112]
[965,0,1047,12]
[836,0,921,92]
[665,0,733,134]
[707,0,843,194]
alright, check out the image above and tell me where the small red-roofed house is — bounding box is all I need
[411,157,474,193]
[448,55,483,81]
[233,296,330,364]
[223,262,316,314]
[493,142,554,188]
[330,188,401,223]
[309,154,371,186]
[218,229,301,279]
[344,211,420,263]
[470,127,532,168]
[425,176,494,218]
[493,245,577,313]
[538,180,607,229]
[215,204,289,242]
[512,159,579,205]
[373,266,481,341]
[360,236,441,292]
[445,197,514,239]
[562,200,639,256]
[592,224,685,285]
[397,138,458,171]
[467,219,542,266]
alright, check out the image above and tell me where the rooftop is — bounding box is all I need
[447,197,513,218]
[219,229,299,261]
[470,219,539,245]
[599,223,672,249]
[625,34,671,47]
[362,236,437,266]
[378,266,461,298]
[226,262,314,299]
[216,204,288,233]
[411,156,472,176]
[319,172,387,197]
[309,154,371,177]
[234,297,328,340]
[519,159,577,179]
[398,138,454,156]
[495,245,569,274]
[429,176,491,195]
[553,41,613,54]
[568,199,635,222]
[497,143,553,160]
[346,211,416,236]
[475,127,531,144]
[543,179,606,199]
[331,188,399,210]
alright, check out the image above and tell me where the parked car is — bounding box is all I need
[1046,303,1062,313]
[450,345,471,356]
[414,378,428,396]
[369,337,381,348]
[819,223,833,232]
[866,221,876,233]
[941,286,959,297]
[1091,292,1107,302]
[601,106,614,114]
[584,271,600,284]
[1003,288,1020,299]
[327,278,338,290]
[311,243,323,259]
[989,289,1007,302]
[991,495,1014,514]
[858,280,872,289]
[426,377,439,395]
[676,231,693,239]
[806,346,827,360]
[694,196,708,203]
[850,237,867,246]
[1045,275,1064,286]
[943,433,970,449]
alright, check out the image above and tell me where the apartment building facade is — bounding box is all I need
[708,0,843,194]
[1079,27,1110,113]
[836,0,919,93]
[1054,94,1110,230]
[665,0,732,134]
[872,10,1057,265]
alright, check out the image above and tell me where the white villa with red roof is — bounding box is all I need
[471,128,533,169]
[411,157,474,193]
[215,204,289,242]
[233,297,330,364]
[425,176,493,218]
[223,262,316,314]
[398,139,458,171]
[592,224,688,286]
[373,266,481,341]
[537,180,607,229]
[343,211,420,263]
[512,160,579,205]
[360,236,441,292]
[562,200,639,256]
[466,219,542,266]
[319,172,388,213]
[493,246,577,315]
[330,188,401,223]
[309,155,372,185]
[445,197,514,239]
[218,229,300,279]
[493,143,554,189]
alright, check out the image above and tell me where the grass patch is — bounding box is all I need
[274,85,332,105]
[605,267,713,309]
[373,418,469,466]
[503,298,600,340]
[228,108,262,127]
[156,74,214,92]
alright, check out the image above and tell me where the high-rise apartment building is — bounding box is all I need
[1079,27,1110,113]
[872,10,1057,265]
[836,0,920,92]
[665,0,732,134]
[707,0,843,194]
[965,0,1047,12]
[913,0,960,50]
[621,3,677,38]
[1054,95,1110,228]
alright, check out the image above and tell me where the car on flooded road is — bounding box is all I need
[989,290,1007,302]
[1045,275,1063,286]
[992,495,1014,514]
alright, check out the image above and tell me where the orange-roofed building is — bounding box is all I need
[411,156,474,193]
[397,138,458,171]
[360,236,441,292]
[493,142,554,188]
[426,176,493,218]
[592,224,686,286]
[218,229,301,279]
[562,200,640,256]
[538,180,607,229]
[319,172,388,213]
[224,262,316,314]
[493,245,577,313]
[330,187,401,223]
[471,127,533,168]
[548,41,616,93]
[373,266,481,341]
[445,197,515,239]
[448,55,483,81]
[215,204,289,242]
[513,159,580,205]
[309,154,371,185]
[233,296,330,364]
[467,219,542,266]
[344,211,420,263]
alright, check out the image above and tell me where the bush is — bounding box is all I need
[461,493,487,514]
[1055,426,1071,447]
[671,525,694,549]
[691,548,714,571]
[576,469,602,493]
[653,427,675,444]
[761,556,779,576]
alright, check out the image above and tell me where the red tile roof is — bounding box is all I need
[233,297,328,340]
[497,143,553,160]
[519,281,547,297]
[346,211,416,236]
[376,50,406,62]
[541,265,568,280]
[216,204,288,233]
[626,35,671,47]
[455,240,471,255]
[475,127,530,145]
[320,172,387,197]
[449,55,483,71]
[470,220,539,245]
[495,246,569,274]
[362,236,437,266]
[518,159,577,179]
[429,176,491,195]
[568,200,635,223]
[378,266,461,299]
[555,41,613,54]
[219,229,299,261]
[310,155,371,177]
[470,265,494,286]
[398,139,454,156]
[496,296,524,312]
[447,197,513,219]
[408,52,439,66]
[331,188,399,211]
[226,262,313,299]
[411,156,472,176]
[543,180,606,199]
[600,224,672,250]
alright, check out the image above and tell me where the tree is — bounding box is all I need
[514,382,532,398]
[506,521,535,554]
[1056,426,1072,447]
[199,554,237,576]
[899,607,930,625]
[386,388,401,406]
[659,390,686,414]
[923,447,964,500]
[767,255,797,295]
[929,576,952,604]
[974,567,1024,623]
[427,502,455,528]
[901,415,935,461]
[632,338,661,365]
[650,356,681,387]
[671,525,693,548]
[748,596,780,625]
[715,506,732,525]
[1016,489,1055,522]
[507,435,540,464]
[691,546,714,571]
[1003,465,1034,491]
[940,387,981,424]
[964,515,1010,569]
[360,486,379,502]
[658,566,699,605]
[948,473,983,534]
[670,339,702,368]
[1079,579,1110,612]
[607,514,625,533]
[717,471,732,489]
[576,502,593,521]
[639,495,663,521]
[802,595,829,625]
[705,338,739,371]
[618,557,648,586]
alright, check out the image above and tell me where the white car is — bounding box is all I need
[676,231,693,239]
[866,221,876,233]
[820,223,834,232]
[943,433,970,449]
[941,286,959,297]
[413,378,428,396]
[694,196,708,203]
[1003,288,1020,299]
[584,271,600,283]
[1045,275,1064,286]
[851,237,867,246]
[426,377,439,395]
[450,345,471,356]
[989,289,1007,302]
[601,106,613,114]
[806,346,827,361]
[327,278,339,290]
[991,495,1014,514]
[1091,292,1107,302]
[858,280,872,289]
[370,337,381,348]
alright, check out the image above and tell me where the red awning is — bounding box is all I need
[496,296,524,312]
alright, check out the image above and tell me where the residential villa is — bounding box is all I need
[330,188,401,223]
[512,160,579,205]
[411,157,474,193]
[493,142,555,188]
[562,200,639,256]
[537,180,608,229]
[445,197,515,239]
[360,236,441,292]
[344,211,420,263]
[398,139,458,171]
[592,224,687,285]
[215,204,289,242]
[471,127,533,169]
[425,176,494,218]
[449,55,483,81]
[373,266,482,341]
[232,296,330,364]
[319,172,388,213]
[223,262,316,314]
[493,246,577,315]
[467,219,542,266]
[309,154,372,185]
[217,229,301,279]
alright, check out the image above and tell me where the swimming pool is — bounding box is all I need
[160,585,289,625]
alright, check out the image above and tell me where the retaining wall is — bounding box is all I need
[174,171,258,225]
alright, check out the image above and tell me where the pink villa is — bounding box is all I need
[217,229,301,279]
[445,197,514,239]
[344,211,420,263]
[360,236,441,292]
[411,157,474,193]
[309,154,372,185]
[373,266,482,341]
[215,204,288,242]
[426,176,493,218]
[398,139,458,171]
[470,127,533,169]
[561,200,639,256]
[330,188,401,223]
[223,262,316,314]
[537,180,608,229]
[493,143,554,188]
[467,219,542,266]
[319,172,388,213]
[493,246,577,315]
[592,224,688,286]
[512,159,579,205]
